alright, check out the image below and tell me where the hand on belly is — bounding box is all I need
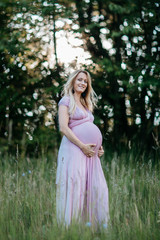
[72,122,102,152]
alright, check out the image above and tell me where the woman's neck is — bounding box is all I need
[73,93,81,103]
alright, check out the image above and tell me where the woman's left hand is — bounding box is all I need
[98,145,104,158]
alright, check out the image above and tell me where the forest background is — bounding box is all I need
[0,0,160,160]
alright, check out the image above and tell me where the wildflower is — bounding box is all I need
[85,222,91,227]
[22,173,25,176]
[28,170,31,174]
[103,223,107,229]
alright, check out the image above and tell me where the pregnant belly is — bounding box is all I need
[72,122,102,151]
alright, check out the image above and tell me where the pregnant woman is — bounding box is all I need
[56,70,109,230]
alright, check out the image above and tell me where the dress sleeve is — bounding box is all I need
[58,95,70,107]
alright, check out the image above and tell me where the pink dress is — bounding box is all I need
[56,95,109,229]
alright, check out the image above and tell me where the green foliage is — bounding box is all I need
[0,0,65,153]
[0,0,160,153]
[68,0,160,148]
[108,2,133,14]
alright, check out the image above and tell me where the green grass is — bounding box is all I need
[0,151,160,240]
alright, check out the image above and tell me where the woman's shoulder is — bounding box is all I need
[58,95,70,107]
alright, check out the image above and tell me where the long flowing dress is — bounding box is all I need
[56,95,109,229]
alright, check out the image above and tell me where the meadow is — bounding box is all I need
[0,150,160,240]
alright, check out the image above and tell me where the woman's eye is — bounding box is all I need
[77,78,87,84]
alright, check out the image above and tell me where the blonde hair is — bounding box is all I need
[61,70,98,116]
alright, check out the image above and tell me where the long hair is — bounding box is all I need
[61,70,98,116]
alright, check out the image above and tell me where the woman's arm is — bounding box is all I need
[58,105,96,157]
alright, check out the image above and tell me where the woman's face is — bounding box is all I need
[73,72,88,94]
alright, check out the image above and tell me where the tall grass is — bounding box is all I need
[0,151,160,240]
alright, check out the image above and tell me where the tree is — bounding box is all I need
[0,0,64,155]
[59,0,160,150]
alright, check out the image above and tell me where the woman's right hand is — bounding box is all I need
[81,143,96,157]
